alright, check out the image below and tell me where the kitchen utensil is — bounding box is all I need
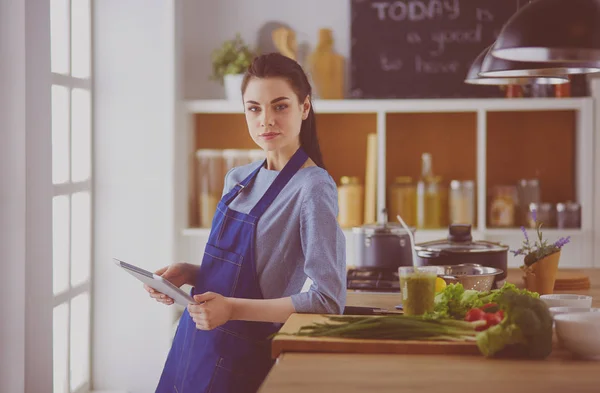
[364,133,377,224]
[413,224,509,285]
[549,307,600,318]
[554,312,600,360]
[396,213,417,265]
[352,223,415,269]
[433,264,504,291]
[343,306,403,315]
[540,294,593,309]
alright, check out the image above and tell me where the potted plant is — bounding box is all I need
[210,34,256,101]
[512,209,571,295]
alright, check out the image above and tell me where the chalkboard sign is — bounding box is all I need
[350,0,518,98]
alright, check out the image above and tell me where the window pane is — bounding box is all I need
[70,293,90,391]
[52,85,70,185]
[53,303,69,393]
[71,0,91,78]
[53,196,70,295]
[71,192,91,286]
[71,89,91,182]
[50,0,70,75]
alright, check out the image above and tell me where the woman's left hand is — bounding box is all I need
[188,292,234,331]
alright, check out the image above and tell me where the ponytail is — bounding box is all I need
[300,103,326,169]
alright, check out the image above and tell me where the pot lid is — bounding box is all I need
[414,224,508,254]
[353,222,415,236]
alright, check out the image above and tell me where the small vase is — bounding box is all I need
[523,251,561,295]
[223,74,245,101]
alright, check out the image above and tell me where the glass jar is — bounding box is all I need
[529,202,556,228]
[517,179,541,226]
[416,153,442,229]
[557,202,581,228]
[387,176,417,227]
[489,185,517,228]
[196,149,225,228]
[337,176,364,228]
[449,180,475,226]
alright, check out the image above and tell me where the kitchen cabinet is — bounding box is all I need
[177,97,596,269]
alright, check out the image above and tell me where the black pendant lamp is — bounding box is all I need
[491,0,600,63]
[465,46,569,85]
[480,46,600,77]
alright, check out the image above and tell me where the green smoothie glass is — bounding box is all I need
[399,266,439,316]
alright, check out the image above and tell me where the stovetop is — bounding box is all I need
[346,267,400,292]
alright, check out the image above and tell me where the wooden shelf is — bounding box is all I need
[186,97,590,114]
[385,112,477,187]
[485,110,577,228]
[182,97,594,271]
[317,113,377,187]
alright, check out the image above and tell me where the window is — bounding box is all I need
[51,1,93,392]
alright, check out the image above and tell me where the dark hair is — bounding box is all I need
[241,52,326,169]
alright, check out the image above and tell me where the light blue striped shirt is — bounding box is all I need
[222,160,347,314]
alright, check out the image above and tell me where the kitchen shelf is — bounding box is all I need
[178,97,596,269]
[186,97,590,114]
[485,228,586,237]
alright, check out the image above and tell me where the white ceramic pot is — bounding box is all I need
[223,73,245,101]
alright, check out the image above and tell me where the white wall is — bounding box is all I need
[182,0,350,99]
[93,1,179,392]
[0,1,53,392]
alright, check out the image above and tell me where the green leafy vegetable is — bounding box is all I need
[433,282,539,319]
[476,291,553,359]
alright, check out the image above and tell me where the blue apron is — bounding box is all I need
[156,148,309,393]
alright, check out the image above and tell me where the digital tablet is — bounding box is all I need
[114,258,198,307]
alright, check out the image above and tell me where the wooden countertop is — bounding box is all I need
[259,269,600,393]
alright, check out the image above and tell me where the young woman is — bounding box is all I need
[146,52,347,393]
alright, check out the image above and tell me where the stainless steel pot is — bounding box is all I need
[352,222,415,269]
[414,224,509,286]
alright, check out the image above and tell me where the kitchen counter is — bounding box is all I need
[259,269,600,393]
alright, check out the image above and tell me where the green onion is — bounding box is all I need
[275,315,485,342]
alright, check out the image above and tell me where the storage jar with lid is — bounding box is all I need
[449,180,474,226]
[196,149,225,228]
[517,179,541,226]
[489,185,517,228]
[387,176,416,227]
[557,202,581,228]
[338,176,364,228]
[528,202,556,228]
[416,153,442,229]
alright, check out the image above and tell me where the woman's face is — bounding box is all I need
[243,77,310,153]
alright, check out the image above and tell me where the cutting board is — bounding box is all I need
[271,314,480,359]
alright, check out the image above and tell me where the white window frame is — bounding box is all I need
[51,1,94,392]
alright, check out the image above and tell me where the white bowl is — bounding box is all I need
[549,307,600,318]
[554,312,600,360]
[540,294,592,309]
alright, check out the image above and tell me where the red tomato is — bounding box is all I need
[481,303,499,313]
[465,308,486,322]
[484,312,503,327]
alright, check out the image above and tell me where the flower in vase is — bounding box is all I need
[510,208,570,269]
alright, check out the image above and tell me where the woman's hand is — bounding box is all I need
[188,292,234,331]
[144,262,197,305]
